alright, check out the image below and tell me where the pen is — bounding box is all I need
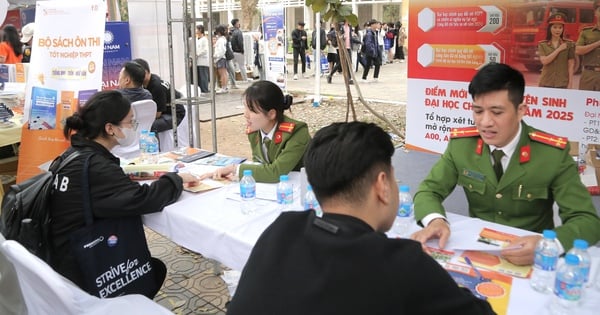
[518,184,522,198]
[464,256,485,280]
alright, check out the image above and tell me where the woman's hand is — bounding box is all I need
[198,164,237,180]
[178,173,200,185]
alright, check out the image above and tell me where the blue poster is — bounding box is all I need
[29,87,58,130]
[261,5,286,89]
[102,21,131,90]
[20,7,36,26]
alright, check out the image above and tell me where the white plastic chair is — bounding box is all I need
[0,240,173,315]
[158,105,190,152]
[111,99,157,160]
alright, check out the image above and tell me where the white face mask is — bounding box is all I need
[115,126,137,147]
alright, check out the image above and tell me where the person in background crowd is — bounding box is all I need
[327,20,355,85]
[224,27,239,90]
[576,0,600,91]
[20,23,34,63]
[394,21,406,62]
[412,63,600,266]
[291,21,308,80]
[132,58,186,133]
[117,61,153,103]
[213,25,230,94]
[351,24,364,72]
[194,24,210,93]
[538,13,575,88]
[200,80,310,183]
[48,90,198,298]
[0,25,23,64]
[361,19,381,83]
[311,20,327,77]
[326,27,338,76]
[226,121,495,315]
[230,18,250,82]
[378,21,387,65]
[253,25,265,80]
[383,22,394,64]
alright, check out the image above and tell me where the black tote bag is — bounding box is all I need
[69,154,159,298]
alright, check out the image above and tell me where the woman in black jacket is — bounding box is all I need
[48,90,198,297]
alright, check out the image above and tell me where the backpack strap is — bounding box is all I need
[81,154,95,226]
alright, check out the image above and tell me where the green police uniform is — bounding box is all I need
[576,26,600,91]
[240,115,310,183]
[537,39,574,88]
[414,122,600,250]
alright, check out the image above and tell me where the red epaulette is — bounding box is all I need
[450,126,479,139]
[529,131,567,149]
[278,122,296,133]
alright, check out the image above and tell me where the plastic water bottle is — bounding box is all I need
[276,174,293,210]
[139,129,149,163]
[306,55,311,69]
[531,230,560,294]
[239,170,256,215]
[567,239,591,301]
[146,131,160,164]
[392,185,414,237]
[550,254,583,315]
[304,185,321,217]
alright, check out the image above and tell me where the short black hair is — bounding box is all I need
[64,90,131,140]
[304,122,394,204]
[215,24,227,36]
[132,58,150,73]
[122,61,146,87]
[196,24,204,33]
[243,80,292,123]
[231,18,239,26]
[468,63,525,109]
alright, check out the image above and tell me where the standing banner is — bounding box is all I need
[17,0,106,182]
[102,21,131,90]
[261,5,286,89]
[407,0,600,163]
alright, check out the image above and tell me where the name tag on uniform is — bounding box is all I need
[462,169,485,182]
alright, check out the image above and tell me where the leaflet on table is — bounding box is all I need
[121,163,175,180]
[193,155,247,166]
[444,263,512,315]
[459,250,532,278]
[183,179,227,193]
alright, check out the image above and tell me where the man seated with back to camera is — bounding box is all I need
[226,121,494,315]
[133,58,186,133]
[117,61,153,103]
[411,63,600,266]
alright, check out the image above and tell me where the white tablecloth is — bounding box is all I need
[143,171,600,315]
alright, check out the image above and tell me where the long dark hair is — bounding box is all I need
[64,90,131,140]
[2,25,23,56]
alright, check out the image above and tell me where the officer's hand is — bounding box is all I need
[410,218,451,249]
[558,42,568,51]
[500,234,542,266]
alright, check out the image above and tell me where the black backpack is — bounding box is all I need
[327,30,338,48]
[0,151,81,262]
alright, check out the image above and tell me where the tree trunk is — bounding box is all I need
[241,0,259,30]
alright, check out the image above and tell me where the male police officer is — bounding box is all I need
[412,63,600,266]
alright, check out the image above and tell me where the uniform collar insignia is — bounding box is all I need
[520,145,531,163]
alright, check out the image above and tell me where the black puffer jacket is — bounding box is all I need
[48,133,183,286]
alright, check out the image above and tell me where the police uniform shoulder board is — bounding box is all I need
[450,126,479,139]
[529,131,567,149]
[278,122,296,133]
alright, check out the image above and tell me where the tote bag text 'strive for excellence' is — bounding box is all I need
[71,217,156,298]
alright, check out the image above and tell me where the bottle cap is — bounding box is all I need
[307,184,312,191]
[573,239,588,249]
[149,132,156,136]
[399,185,410,192]
[141,130,149,134]
[280,174,289,181]
[243,170,252,176]
[564,253,580,265]
[542,230,556,239]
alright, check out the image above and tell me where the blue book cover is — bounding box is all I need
[29,87,58,130]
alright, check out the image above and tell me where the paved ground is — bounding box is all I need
[150,58,408,314]
[191,59,408,122]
